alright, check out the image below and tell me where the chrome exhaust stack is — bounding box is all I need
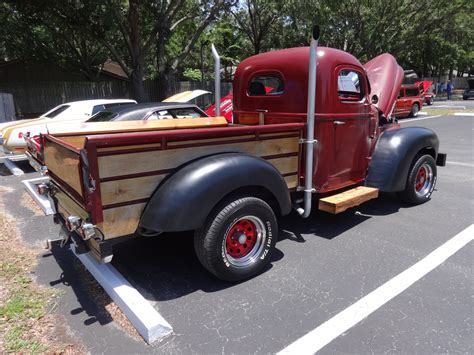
[211,44,221,117]
[296,25,320,218]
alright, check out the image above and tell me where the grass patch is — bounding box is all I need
[4,325,49,353]
[0,212,69,353]
[423,108,474,116]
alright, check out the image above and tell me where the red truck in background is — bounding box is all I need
[393,84,424,118]
[35,26,446,282]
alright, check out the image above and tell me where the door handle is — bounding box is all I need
[333,121,346,125]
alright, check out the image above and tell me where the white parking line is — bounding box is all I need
[278,225,474,355]
[454,112,474,117]
[428,105,466,109]
[400,115,441,123]
[447,161,474,168]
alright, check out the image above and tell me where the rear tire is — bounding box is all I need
[428,96,434,105]
[398,154,437,205]
[409,103,420,117]
[194,197,277,282]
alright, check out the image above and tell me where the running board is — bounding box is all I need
[319,186,379,214]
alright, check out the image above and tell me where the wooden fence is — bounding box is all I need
[0,80,232,118]
[0,93,16,123]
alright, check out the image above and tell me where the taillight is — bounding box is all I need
[18,132,23,139]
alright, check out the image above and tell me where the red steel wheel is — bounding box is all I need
[223,215,266,267]
[414,162,433,197]
[225,218,258,258]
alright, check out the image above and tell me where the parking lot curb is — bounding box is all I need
[70,244,173,344]
[22,176,54,215]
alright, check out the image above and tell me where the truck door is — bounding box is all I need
[393,88,406,116]
[327,67,371,189]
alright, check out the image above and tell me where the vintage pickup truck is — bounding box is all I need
[35,27,446,281]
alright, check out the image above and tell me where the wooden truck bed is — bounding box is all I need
[43,118,304,257]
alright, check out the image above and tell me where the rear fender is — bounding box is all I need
[139,153,292,233]
[366,127,439,192]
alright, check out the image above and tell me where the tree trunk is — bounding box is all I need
[130,65,147,102]
[157,67,176,101]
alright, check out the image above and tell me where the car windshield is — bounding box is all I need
[86,111,119,122]
[42,105,70,118]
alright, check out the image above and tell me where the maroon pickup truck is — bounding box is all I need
[34,27,446,282]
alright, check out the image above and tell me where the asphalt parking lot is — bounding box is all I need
[1,106,473,353]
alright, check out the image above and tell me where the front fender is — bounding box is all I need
[139,153,292,233]
[366,127,439,192]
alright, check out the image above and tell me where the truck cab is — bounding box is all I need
[233,47,393,193]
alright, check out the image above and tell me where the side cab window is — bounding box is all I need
[337,69,365,101]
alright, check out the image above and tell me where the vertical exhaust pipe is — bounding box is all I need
[211,44,221,117]
[296,25,320,218]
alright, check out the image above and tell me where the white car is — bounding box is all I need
[0,99,136,154]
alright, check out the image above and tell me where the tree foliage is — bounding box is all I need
[0,0,472,101]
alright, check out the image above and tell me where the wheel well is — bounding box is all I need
[417,147,436,160]
[214,185,283,217]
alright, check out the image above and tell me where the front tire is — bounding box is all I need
[398,154,437,205]
[194,197,277,282]
[409,103,420,117]
[428,96,434,105]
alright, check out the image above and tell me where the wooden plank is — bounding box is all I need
[99,156,297,206]
[44,142,83,195]
[55,135,88,149]
[47,116,228,136]
[166,135,255,147]
[101,174,167,206]
[55,190,88,220]
[284,174,299,189]
[98,136,299,179]
[268,156,299,175]
[101,203,147,238]
[319,186,379,214]
[98,142,161,153]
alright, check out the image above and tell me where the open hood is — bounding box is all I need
[363,53,404,118]
[205,93,233,123]
[415,80,433,93]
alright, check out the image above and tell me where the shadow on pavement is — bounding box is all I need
[109,191,410,303]
[45,245,116,327]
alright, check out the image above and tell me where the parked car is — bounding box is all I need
[86,102,208,122]
[0,99,136,154]
[163,90,211,103]
[415,80,435,105]
[393,84,424,118]
[463,79,474,100]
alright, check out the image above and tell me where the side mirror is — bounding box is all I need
[371,95,379,104]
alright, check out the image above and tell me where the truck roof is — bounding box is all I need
[233,47,364,115]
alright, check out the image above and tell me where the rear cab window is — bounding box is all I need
[337,69,365,101]
[247,74,284,96]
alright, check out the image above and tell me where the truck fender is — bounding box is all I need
[365,127,439,192]
[139,153,292,233]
